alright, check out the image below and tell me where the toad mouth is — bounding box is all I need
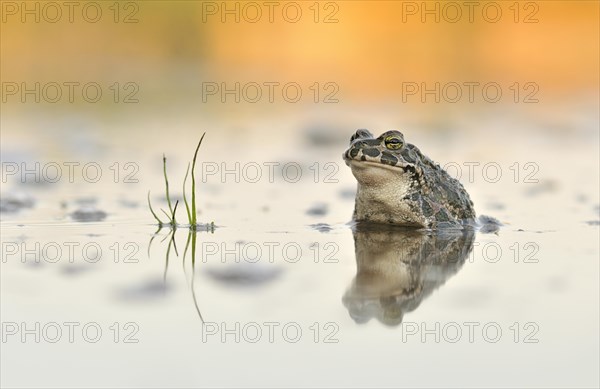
[346,159,407,173]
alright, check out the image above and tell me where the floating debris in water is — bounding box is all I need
[310,223,333,233]
[205,263,282,287]
[116,279,170,302]
[306,203,328,216]
[524,180,559,197]
[0,193,35,213]
[70,206,107,222]
[338,187,356,200]
[478,215,502,234]
[60,264,93,277]
[74,197,98,206]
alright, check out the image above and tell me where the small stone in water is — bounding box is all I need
[0,193,35,213]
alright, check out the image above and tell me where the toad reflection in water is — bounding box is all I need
[342,223,474,326]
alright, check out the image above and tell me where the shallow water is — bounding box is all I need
[1,111,599,388]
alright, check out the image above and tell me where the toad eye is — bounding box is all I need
[384,136,403,150]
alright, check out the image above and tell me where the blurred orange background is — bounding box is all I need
[2,2,598,83]
[1,0,598,117]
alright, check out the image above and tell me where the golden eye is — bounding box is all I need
[384,136,403,150]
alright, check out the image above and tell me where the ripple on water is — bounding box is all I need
[70,206,108,222]
[204,262,283,287]
[305,203,329,216]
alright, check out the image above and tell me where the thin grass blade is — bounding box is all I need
[182,163,191,225]
[190,133,206,228]
[163,154,173,215]
[171,200,179,227]
[161,208,172,223]
[147,191,164,225]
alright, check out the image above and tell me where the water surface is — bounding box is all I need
[1,114,599,388]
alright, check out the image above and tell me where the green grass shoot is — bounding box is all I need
[183,163,191,224]
[170,200,179,227]
[190,133,206,229]
[163,154,174,216]
[148,133,206,230]
[147,191,164,226]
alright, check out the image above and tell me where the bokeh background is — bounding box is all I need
[2,0,598,135]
